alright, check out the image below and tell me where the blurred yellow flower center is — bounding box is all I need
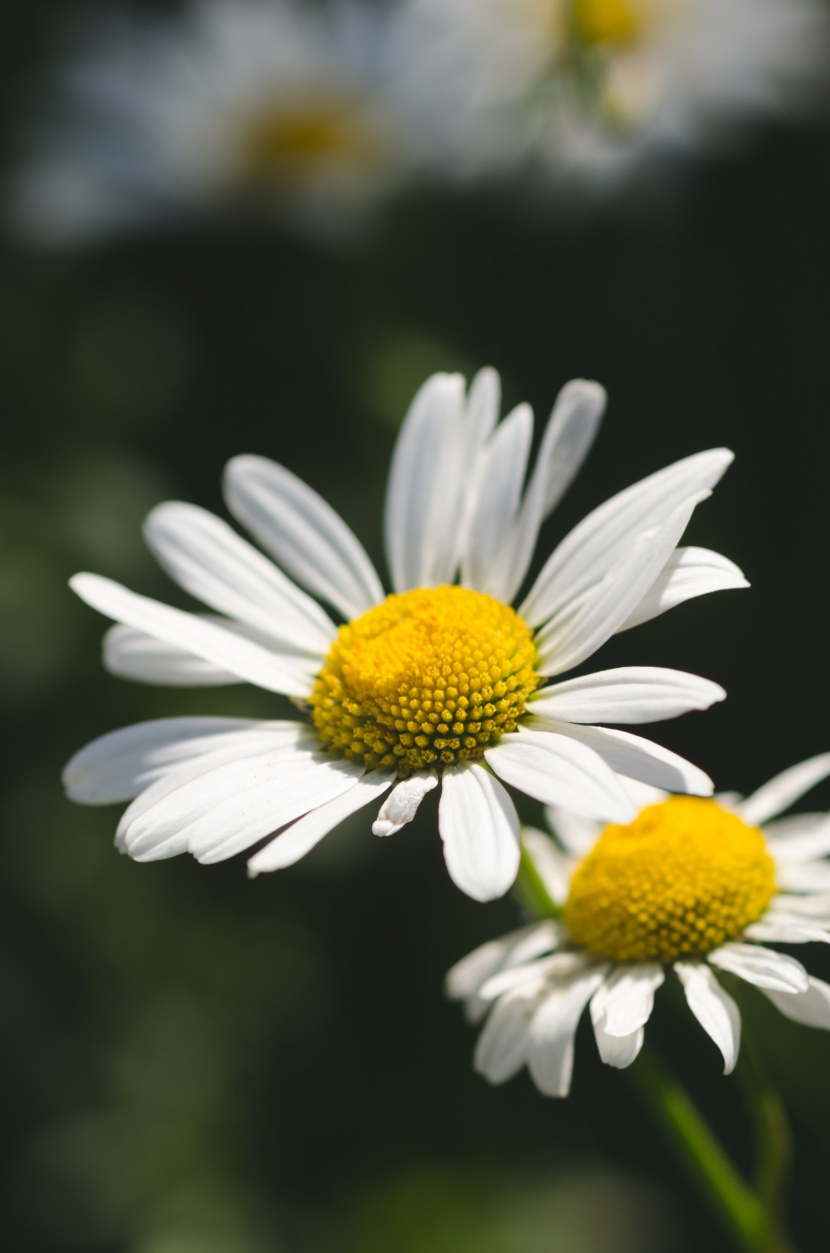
[572,0,645,47]
[310,586,539,776]
[238,94,376,186]
[564,797,776,962]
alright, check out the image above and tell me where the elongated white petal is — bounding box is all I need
[247,770,393,874]
[72,574,314,696]
[103,623,244,685]
[590,964,664,1038]
[761,977,830,1029]
[708,943,809,993]
[619,547,748,631]
[591,1019,645,1069]
[676,963,741,1074]
[530,668,725,725]
[486,730,635,823]
[769,892,830,920]
[223,455,384,620]
[474,982,547,1085]
[461,403,533,597]
[144,502,335,655]
[534,720,714,796]
[521,826,575,905]
[439,764,521,901]
[534,492,709,676]
[64,716,295,804]
[481,952,587,1001]
[543,805,602,856]
[763,814,830,864]
[533,380,606,520]
[385,372,485,592]
[372,771,437,837]
[521,449,733,629]
[775,862,830,892]
[739,753,830,826]
[744,920,830,944]
[445,922,560,1002]
[527,965,609,1097]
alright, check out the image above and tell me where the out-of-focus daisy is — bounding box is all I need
[449,756,830,1092]
[393,0,829,186]
[9,0,414,243]
[64,368,745,901]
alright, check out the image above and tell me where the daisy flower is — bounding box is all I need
[9,0,414,244]
[448,755,830,1094]
[64,368,745,901]
[392,0,829,186]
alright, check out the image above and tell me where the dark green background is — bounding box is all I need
[3,4,830,1250]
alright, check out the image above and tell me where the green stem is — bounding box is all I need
[514,840,562,920]
[737,1037,796,1253]
[631,1045,769,1253]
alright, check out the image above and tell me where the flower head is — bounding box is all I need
[449,755,830,1093]
[64,367,745,900]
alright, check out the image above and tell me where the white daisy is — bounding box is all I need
[392,0,829,186]
[448,755,830,1093]
[9,0,414,244]
[64,367,746,901]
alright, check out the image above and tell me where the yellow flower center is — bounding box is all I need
[310,586,540,776]
[564,798,777,963]
[237,94,378,188]
[571,0,646,47]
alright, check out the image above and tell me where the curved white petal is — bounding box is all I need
[763,814,830,863]
[534,720,714,796]
[761,977,830,1030]
[744,920,830,944]
[72,573,315,696]
[438,764,521,901]
[143,501,335,655]
[372,771,437,837]
[486,730,635,822]
[223,454,384,620]
[530,667,725,725]
[474,982,547,1085]
[461,403,533,596]
[385,372,495,592]
[103,623,245,685]
[445,922,555,1002]
[64,716,294,804]
[521,826,575,905]
[543,805,603,856]
[533,379,606,521]
[708,943,809,993]
[591,1020,645,1069]
[676,963,741,1075]
[775,862,830,893]
[480,951,587,1001]
[619,547,748,632]
[521,448,733,630]
[769,892,830,920]
[247,770,393,874]
[527,965,609,1097]
[738,753,830,826]
[590,964,664,1038]
[533,492,710,676]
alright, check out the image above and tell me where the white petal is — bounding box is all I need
[591,1020,645,1070]
[372,771,438,837]
[143,501,335,655]
[72,574,315,696]
[438,764,521,901]
[385,372,493,592]
[474,982,547,1085]
[223,455,384,620]
[708,943,809,993]
[529,668,725,725]
[64,716,294,804]
[543,805,602,856]
[761,977,830,1030]
[527,965,609,1097]
[247,770,393,874]
[744,920,830,944]
[533,492,710,677]
[532,380,606,520]
[487,730,636,822]
[590,964,664,1037]
[534,721,714,796]
[445,922,553,1001]
[103,623,244,685]
[481,951,587,1001]
[769,892,830,920]
[521,826,576,905]
[763,814,830,863]
[521,448,733,630]
[618,547,748,632]
[775,862,830,893]
[675,963,741,1075]
[738,753,830,826]
[461,402,533,597]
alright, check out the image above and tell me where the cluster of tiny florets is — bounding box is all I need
[564,797,777,962]
[309,585,540,776]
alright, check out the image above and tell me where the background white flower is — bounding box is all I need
[64,368,745,901]
[449,754,830,1095]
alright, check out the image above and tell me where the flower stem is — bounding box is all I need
[515,841,562,920]
[631,1044,780,1253]
[736,1037,797,1253]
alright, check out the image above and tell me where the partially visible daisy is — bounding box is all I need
[64,367,745,901]
[9,0,415,244]
[448,755,830,1093]
[392,0,829,187]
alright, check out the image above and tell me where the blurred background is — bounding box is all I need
[3,1,830,1250]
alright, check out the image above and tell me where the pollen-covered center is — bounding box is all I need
[236,93,378,188]
[564,797,777,963]
[310,586,540,776]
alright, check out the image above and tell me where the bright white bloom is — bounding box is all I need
[9,0,415,244]
[393,0,829,187]
[449,756,830,1092]
[64,368,745,900]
